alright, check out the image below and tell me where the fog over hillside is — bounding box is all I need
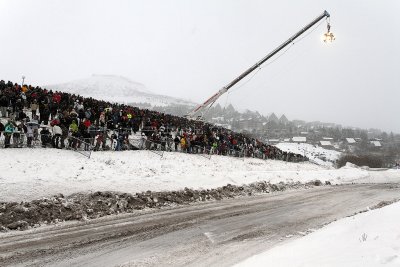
[46,75,196,108]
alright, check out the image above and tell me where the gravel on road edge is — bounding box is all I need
[0,179,327,232]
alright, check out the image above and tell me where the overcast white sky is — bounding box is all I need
[0,0,399,133]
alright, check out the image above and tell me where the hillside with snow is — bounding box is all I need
[46,74,197,107]
[276,142,342,167]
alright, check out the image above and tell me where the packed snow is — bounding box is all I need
[235,200,400,267]
[1,148,398,202]
[1,148,399,267]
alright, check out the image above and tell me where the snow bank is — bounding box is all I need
[346,169,400,184]
[0,149,373,202]
[235,201,400,267]
[276,142,341,167]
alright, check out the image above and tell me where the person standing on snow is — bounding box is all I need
[0,93,9,117]
[26,118,34,148]
[40,126,51,148]
[68,120,79,148]
[0,121,4,140]
[13,121,27,148]
[4,120,15,148]
[51,122,63,148]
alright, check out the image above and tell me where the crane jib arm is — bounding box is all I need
[187,10,330,119]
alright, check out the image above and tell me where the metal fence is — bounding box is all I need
[0,132,93,158]
[0,128,307,163]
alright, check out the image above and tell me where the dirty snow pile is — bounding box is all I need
[0,148,386,202]
[0,181,315,231]
[276,142,341,166]
[236,200,400,267]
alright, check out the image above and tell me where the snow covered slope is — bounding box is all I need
[46,74,196,107]
[1,149,397,202]
[276,142,341,167]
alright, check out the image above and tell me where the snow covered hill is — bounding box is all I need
[276,142,342,167]
[46,74,197,107]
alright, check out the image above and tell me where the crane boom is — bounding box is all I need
[186,10,331,120]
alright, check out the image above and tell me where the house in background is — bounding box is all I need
[267,139,280,145]
[346,138,356,144]
[320,140,334,148]
[370,140,382,148]
[292,136,307,143]
[279,114,289,125]
[267,113,279,124]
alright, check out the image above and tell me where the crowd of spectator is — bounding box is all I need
[0,79,306,162]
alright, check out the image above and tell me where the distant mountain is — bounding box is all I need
[46,74,197,107]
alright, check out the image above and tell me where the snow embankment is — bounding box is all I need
[0,149,398,202]
[276,142,341,167]
[235,200,400,267]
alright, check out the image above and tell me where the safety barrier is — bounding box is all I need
[0,127,307,163]
[67,136,93,158]
[0,132,93,158]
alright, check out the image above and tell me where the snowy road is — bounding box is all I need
[1,184,399,267]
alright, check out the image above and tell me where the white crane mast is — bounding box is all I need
[186,10,334,120]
